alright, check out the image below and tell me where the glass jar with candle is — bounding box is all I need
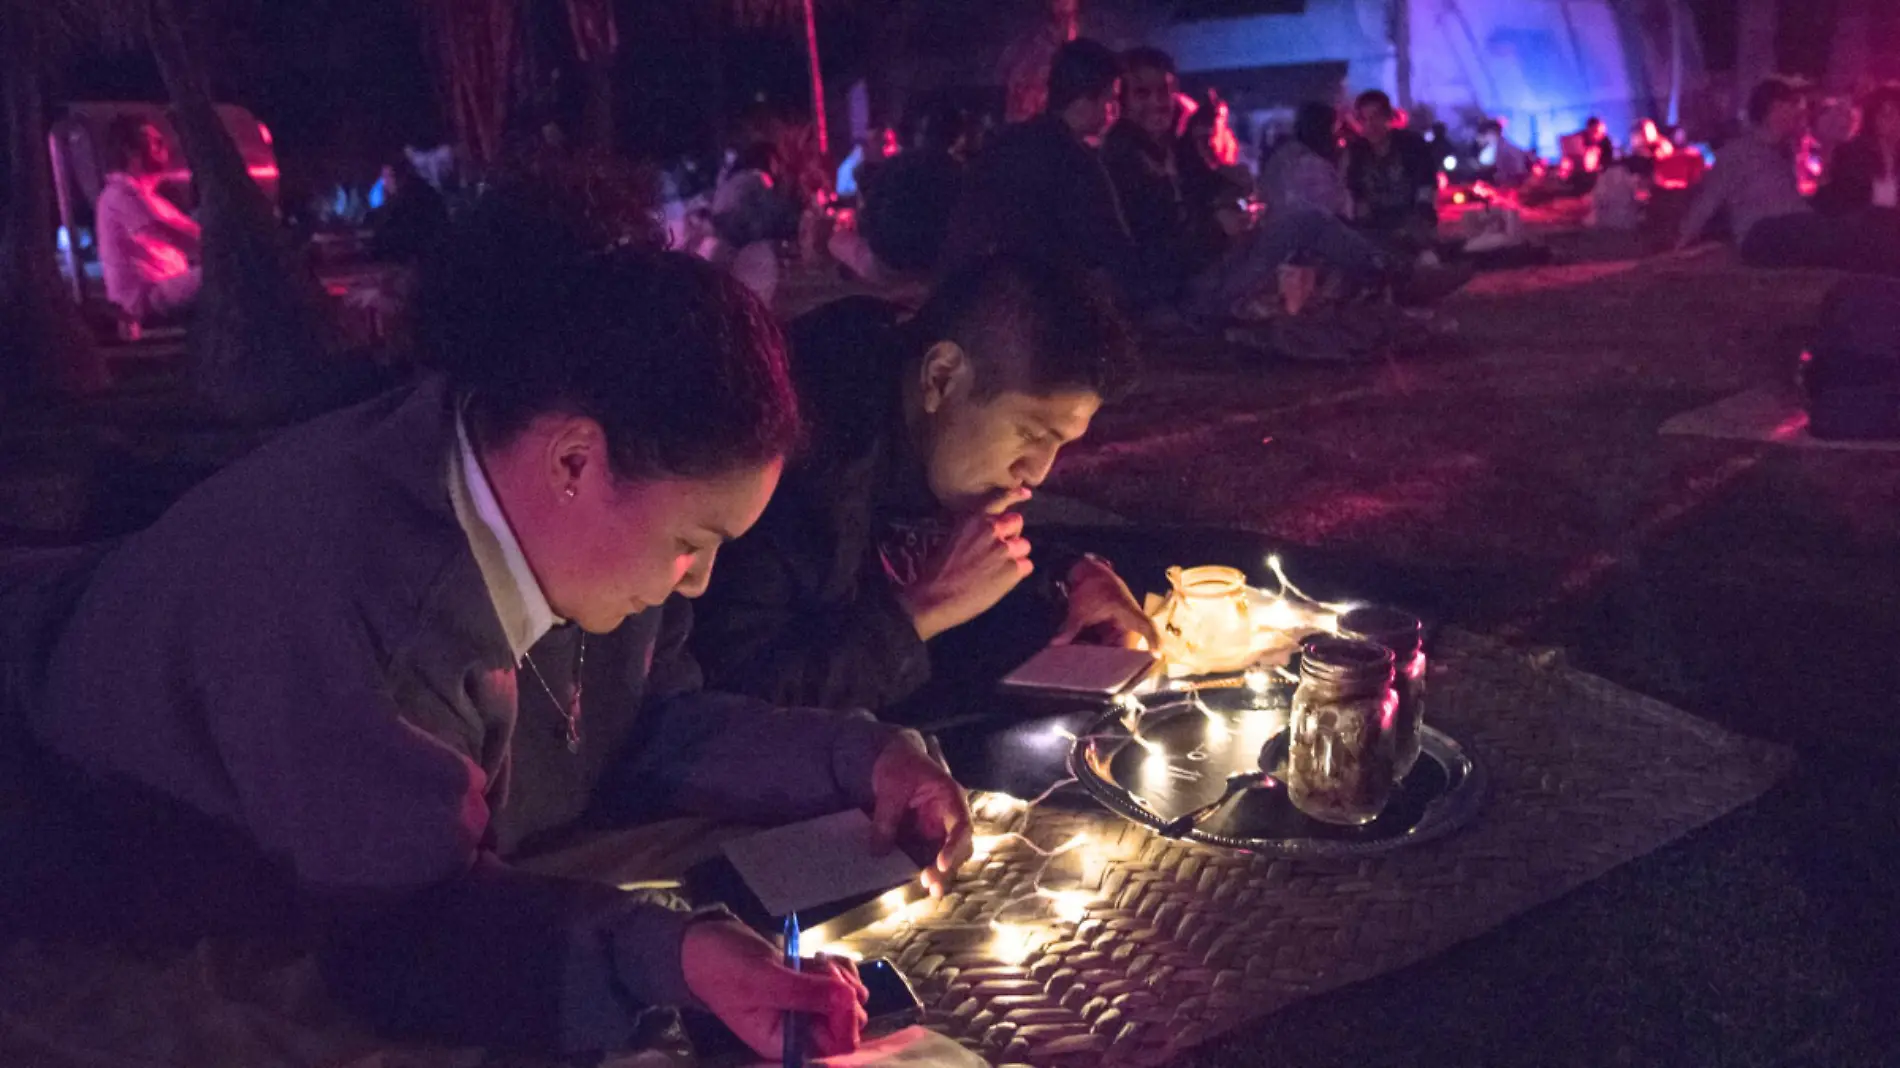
[1286,637,1397,826]
[1337,606,1426,779]
[1157,566,1255,674]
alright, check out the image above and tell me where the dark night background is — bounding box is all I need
[51,0,1809,207]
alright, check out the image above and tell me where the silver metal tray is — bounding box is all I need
[1068,685,1485,857]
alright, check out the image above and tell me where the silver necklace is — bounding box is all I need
[522,632,585,753]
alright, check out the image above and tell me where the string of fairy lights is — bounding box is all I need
[817,556,1358,967]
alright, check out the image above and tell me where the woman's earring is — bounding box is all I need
[564,486,578,501]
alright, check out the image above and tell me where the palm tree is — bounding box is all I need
[0,1,109,403]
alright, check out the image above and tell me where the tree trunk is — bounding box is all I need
[421,0,519,168]
[565,0,618,151]
[0,8,107,403]
[1735,0,1776,118]
[704,0,726,158]
[1828,0,1871,93]
[1003,0,1078,123]
[865,0,923,131]
[1391,0,1413,112]
[147,0,344,423]
[579,56,614,150]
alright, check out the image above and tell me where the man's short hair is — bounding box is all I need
[911,254,1139,404]
[425,161,802,481]
[1121,46,1177,80]
[1354,90,1394,116]
[1477,118,1503,136]
[107,115,158,172]
[1748,79,1802,125]
[1048,39,1124,114]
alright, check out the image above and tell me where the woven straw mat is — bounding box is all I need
[825,629,1795,1068]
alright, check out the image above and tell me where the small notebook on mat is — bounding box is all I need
[997,644,1158,698]
[719,809,921,918]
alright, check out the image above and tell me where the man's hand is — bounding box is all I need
[897,511,1033,641]
[682,920,869,1060]
[1053,555,1160,649]
[868,734,974,897]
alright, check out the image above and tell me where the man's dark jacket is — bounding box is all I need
[942,115,1167,308]
[692,299,1066,715]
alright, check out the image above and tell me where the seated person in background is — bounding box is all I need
[1559,117,1616,190]
[368,155,450,263]
[1346,91,1440,248]
[1102,51,1396,320]
[1624,118,1671,181]
[835,127,897,201]
[26,168,969,1060]
[1100,48,1220,294]
[942,39,1169,307]
[1175,91,1252,227]
[691,255,1156,716]
[1816,85,1900,216]
[831,101,972,284]
[709,142,799,304]
[94,116,202,323]
[1261,101,1353,219]
[1677,79,1900,273]
[1475,118,1535,189]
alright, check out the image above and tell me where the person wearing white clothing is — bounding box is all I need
[94,116,202,323]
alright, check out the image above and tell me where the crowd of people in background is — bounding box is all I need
[88,32,1900,337]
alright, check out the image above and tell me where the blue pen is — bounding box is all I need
[783,911,803,1068]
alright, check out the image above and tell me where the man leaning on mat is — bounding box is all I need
[12,170,971,1060]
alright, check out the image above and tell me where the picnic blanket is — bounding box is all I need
[0,632,1791,1068]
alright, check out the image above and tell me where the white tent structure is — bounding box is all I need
[1149,0,1699,159]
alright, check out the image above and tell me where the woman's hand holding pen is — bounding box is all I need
[682,921,867,1059]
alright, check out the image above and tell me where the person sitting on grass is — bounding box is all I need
[1558,116,1616,192]
[942,39,1168,307]
[94,115,202,325]
[1475,118,1535,190]
[1346,91,1441,249]
[1677,78,1900,274]
[1100,50,1410,324]
[691,254,1157,718]
[368,154,450,263]
[1816,85,1900,217]
[829,99,973,287]
[23,166,971,1061]
[1260,101,1354,221]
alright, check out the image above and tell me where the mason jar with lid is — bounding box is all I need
[1337,606,1426,779]
[1285,637,1398,826]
